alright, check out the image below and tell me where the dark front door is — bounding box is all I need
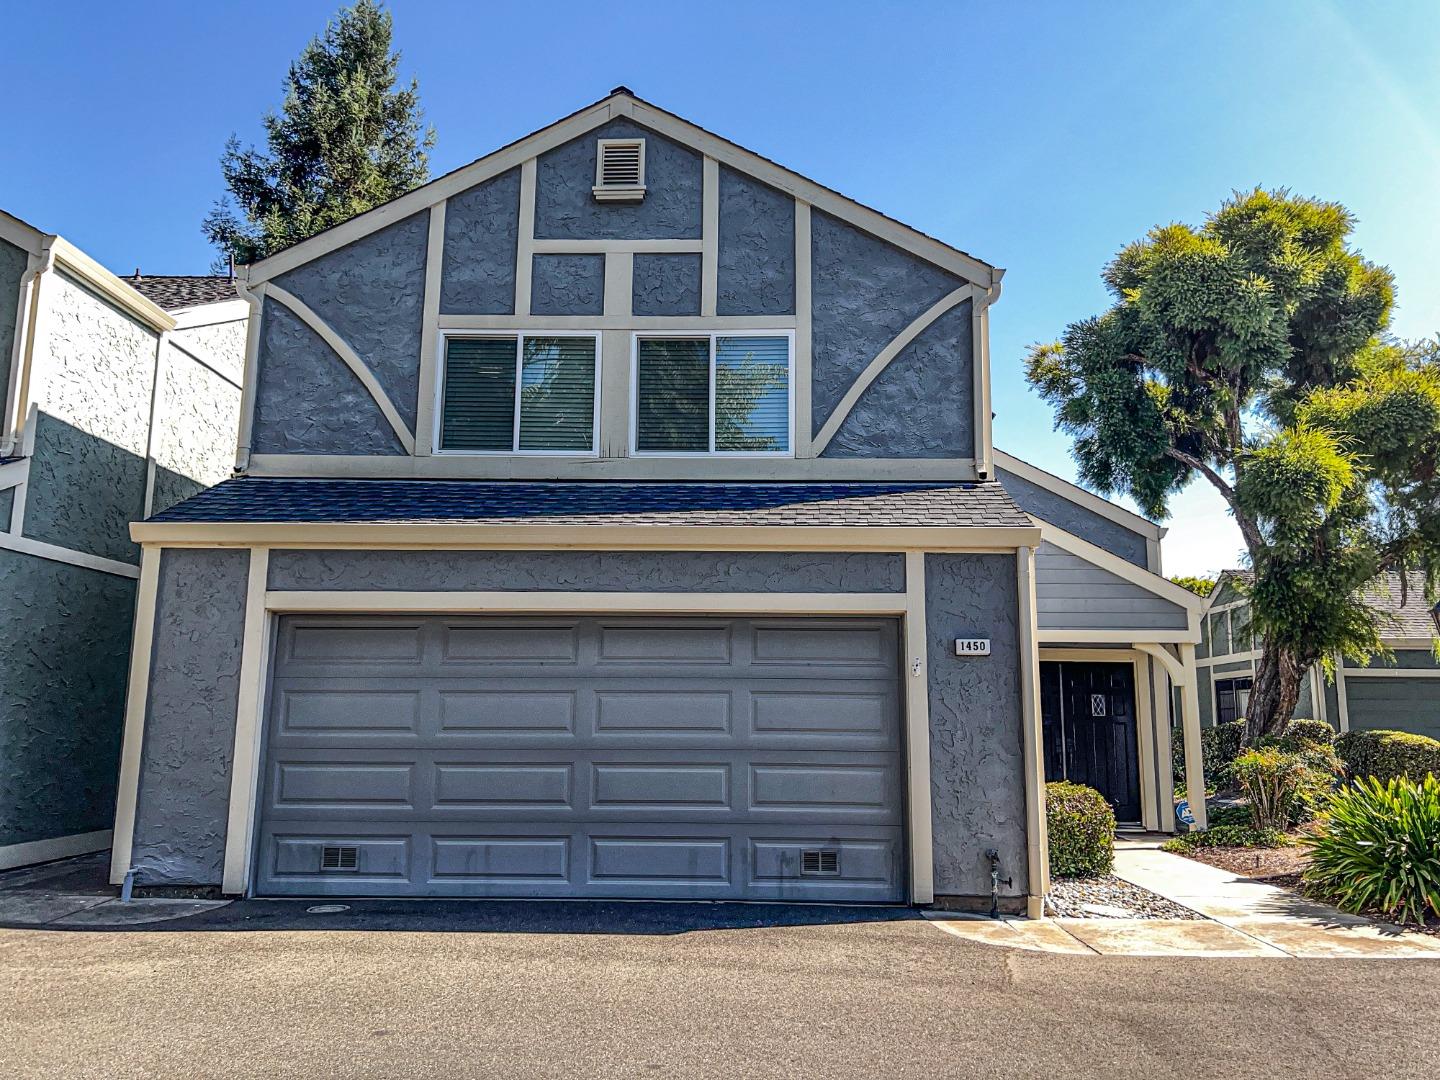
[1040,661,1141,823]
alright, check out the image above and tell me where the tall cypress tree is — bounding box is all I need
[203,0,434,268]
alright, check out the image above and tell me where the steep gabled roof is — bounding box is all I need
[126,275,239,311]
[243,88,1001,288]
[1203,568,1438,642]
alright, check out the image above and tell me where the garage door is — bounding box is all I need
[252,615,905,901]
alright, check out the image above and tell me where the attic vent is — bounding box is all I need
[321,845,359,871]
[594,139,646,202]
[801,849,840,876]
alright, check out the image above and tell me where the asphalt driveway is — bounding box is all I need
[2,900,1438,1080]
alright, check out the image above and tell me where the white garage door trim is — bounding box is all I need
[220,562,934,903]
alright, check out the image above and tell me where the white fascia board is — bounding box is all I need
[1036,518,1205,614]
[243,91,998,289]
[170,298,249,330]
[50,239,175,333]
[131,521,1043,550]
[0,209,46,255]
[993,449,1164,540]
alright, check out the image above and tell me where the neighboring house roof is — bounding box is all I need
[1206,568,1438,640]
[147,478,1031,529]
[243,88,1001,288]
[125,275,239,311]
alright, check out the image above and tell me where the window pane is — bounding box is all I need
[715,336,789,452]
[636,338,709,451]
[441,337,516,450]
[519,336,596,451]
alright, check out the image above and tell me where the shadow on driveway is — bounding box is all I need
[0,852,920,936]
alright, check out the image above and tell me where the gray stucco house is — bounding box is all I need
[0,208,247,870]
[1199,570,1439,740]
[111,89,1205,914]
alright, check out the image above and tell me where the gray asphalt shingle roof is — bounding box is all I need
[126,276,239,311]
[149,478,1031,529]
[1360,571,1439,638]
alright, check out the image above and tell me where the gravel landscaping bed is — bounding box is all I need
[1046,876,1206,920]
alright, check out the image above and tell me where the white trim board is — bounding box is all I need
[0,829,112,872]
[109,547,162,884]
[0,531,140,579]
[241,90,999,290]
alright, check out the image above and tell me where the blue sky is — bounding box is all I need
[4,0,1437,576]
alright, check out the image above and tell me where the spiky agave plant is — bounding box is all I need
[1303,775,1440,925]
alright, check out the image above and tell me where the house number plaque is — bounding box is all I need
[953,638,991,657]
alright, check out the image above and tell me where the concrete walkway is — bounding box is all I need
[931,837,1440,958]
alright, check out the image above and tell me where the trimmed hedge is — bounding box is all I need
[1336,729,1440,783]
[1162,824,1289,852]
[1046,781,1115,877]
[1280,719,1336,749]
[1172,720,1247,789]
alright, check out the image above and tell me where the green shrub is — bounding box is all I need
[1172,719,1248,790]
[1046,781,1115,877]
[1206,804,1254,828]
[1336,729,1440,783]
[1162,824,1290,852]
[1231,747,1308,830]
[1304,774,1440,924]
[1279,719,1336,749]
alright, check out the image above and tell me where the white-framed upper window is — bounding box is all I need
[593,138,646,202]
[630,332,794,457]
[436,331,600,455]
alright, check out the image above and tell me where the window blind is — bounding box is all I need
[715,336,789,452]
[636,338,709,451]
[518,336,596,451]
[440,337,517,451]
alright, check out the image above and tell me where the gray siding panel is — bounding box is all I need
[925,553,1027,903]
[440,169,520,315]
[0,550,134,848]
[130,549,250,885]
[996,467,1150,567]
[822,300,973,459]
[1035,544,1188,632]
[632,253,702,316]
[252,298,406,456]
[273,211,427,433]
[530,254,605,316]
[534,118,703,241]
[716,167,794,316]
[268,549,906,594]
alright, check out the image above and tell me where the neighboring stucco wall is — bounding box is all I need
[23,412,146,563]
[268,549,905,593]
[151,336,244,515]
[0,238,28,405]
[0,549,133,849]
[252,298,405,456]
[171,318,248,385]
[441,168,520,315]
[129,548,249,885]
[823,300,973,459]
[716,166,793,316]
[531,254,605,316]
[996,466,1151,567]
[632,253,701,316]
[925,552,1027,902]
[534,118,703,241]
[273,211,427,433]
[810,209,963,437]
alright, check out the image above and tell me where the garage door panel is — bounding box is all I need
[256,614,904,901]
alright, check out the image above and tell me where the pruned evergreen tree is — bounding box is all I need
[203,0,434,268]
[1026,189,1440,739]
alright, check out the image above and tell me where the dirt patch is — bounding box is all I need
[1182,844,1311,883]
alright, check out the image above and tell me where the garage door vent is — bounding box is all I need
[321,845,359,871]
[801,849,840,875]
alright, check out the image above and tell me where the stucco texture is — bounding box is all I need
[441,168,520,315]
[268,549,905,593]
[823,300,974,459]
[151,340,242,506]
[171,318,248,385]
[0,549,134,848]
[252,298,406,456]
[810,210,964,436]
[716,167,794,316]
[22,411,146,564]
[534,118,702,240]
[996,467,1150,567]
[531,254,605,316]
[632,253,701,317]
[274,211,427,432]
[0,238,27,400]
[925,552,1028,900]
[129,548,250,885]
